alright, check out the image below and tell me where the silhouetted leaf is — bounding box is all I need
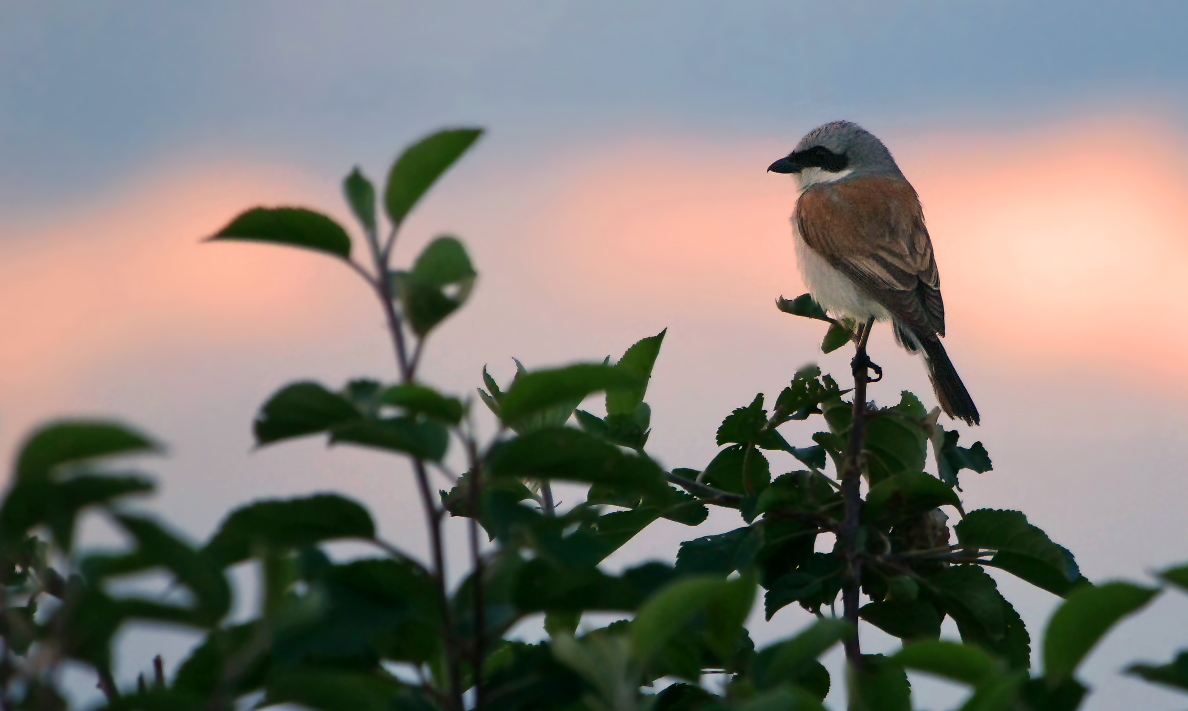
[777,293,833,323]
[751,618,851,692]
[860,600,942,641]
[935,428,993,487]
[1043,581,1159,682]
[343,167,377,236]
[380,383,465,424]
[262,669,408,711]
[606,329,666,416]
[701,445,770,495]
[384,128,482,227]
[821,322,851,353]
[891,639,999,685]
[957,510,1083,595]
[676,526,762,577]
[254,382,360,445]
[210,207,352,259]
[929,566,1031,670]
[331,416,450,460]
[1128,650,1188,692]
[632,571,755,662]
[765,553,843,618]
[865,471,961,527]
[498,364,641,425]
[489,427,667,494]
[16,420,159,481]
[0,474,153,554]
[848,654,911,711]
[203,494,375,567]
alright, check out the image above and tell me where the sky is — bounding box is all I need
[2,3,1188,709]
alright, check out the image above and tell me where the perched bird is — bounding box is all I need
[768,121,980,425]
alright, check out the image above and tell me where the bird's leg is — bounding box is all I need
[850,320,882,382]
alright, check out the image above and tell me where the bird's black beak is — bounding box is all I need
[767,155,801,174]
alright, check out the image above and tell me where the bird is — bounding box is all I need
[768,120,980,426]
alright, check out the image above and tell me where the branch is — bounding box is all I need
[840,319,875,667]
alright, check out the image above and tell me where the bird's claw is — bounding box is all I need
[851,352,883,383]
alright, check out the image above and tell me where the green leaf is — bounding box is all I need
[752,618,852,691]
[112,514,231,626]
[955,672,1027,711]
[203,494,376,567]
[331,416,450,460]
[701,445,771,494]
[1128,650,1188,692]
[957,510,1082,594]
[860,600,942,641]
[384,127,483,227]
[0,474,154,553]
[263,669,408,711]
[380,383,465,424]
[489,427,667,494]
[392,269,472,336]
[411,235,476,287]
[863,402,929,484]
[606,329,666,417]
[16,420,159,481]
[343,167,377,237]
[253,381,361,445]
[676,526,762,577]
[209,206,352,259]
[934,428,993,487]
[865,471,961,527]
[174,624,269,698]
[1043,581,1159,682]
[498,364,642,425]
[985,550,1088,598]
[631,571,755,662]
[765,553,843,618]
[1015,677,1087,711]
[928,565,1031,669]
[848,654,911,711]
[276,558,442,666]
[891,640,998,685]
[1157,563,1188,592]
[776,293,833,323]
[821,322,852,353]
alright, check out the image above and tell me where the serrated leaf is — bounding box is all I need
[379,383,464,424]
[498,364,641,425]
[343,167,377,236]
[209,206,352,259]
[957,510,1081,593]
[934,428,994,487]
[606,329,666,417]
[253,382,361,445]
[891,640,998,685]
[929,566,1031,670]
[1043,581,1159,682]
[701,445,771,495]
[203,494,375,567]
[16,420,159,481]
[385,127,483,226]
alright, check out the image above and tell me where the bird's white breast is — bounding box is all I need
[792,217,891,323]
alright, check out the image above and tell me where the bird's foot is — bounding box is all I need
[851,352,883,383]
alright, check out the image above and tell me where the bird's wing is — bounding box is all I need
[796,175,945,336]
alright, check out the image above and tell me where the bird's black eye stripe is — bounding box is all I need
[791,145,849,172]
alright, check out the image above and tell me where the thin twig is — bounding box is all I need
[840,319,875,667]
[665,471,743,503]
[361,537,434,577]
[465,428,486,711]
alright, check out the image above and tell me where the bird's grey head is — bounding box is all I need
[768,120,903,190]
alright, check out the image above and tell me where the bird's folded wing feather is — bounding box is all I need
[795,175,945,336]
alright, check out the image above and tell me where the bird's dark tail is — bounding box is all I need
[918,336,980,426]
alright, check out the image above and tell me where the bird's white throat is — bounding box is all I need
[795,166,853,192]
